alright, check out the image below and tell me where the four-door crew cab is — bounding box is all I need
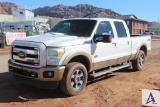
[8,18,151,96]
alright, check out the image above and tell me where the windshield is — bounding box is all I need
[49,20,97,37]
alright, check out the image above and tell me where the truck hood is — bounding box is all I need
[17,33,88,46]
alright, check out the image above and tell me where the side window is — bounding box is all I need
[96,21,114,38]
[114,22,127,38]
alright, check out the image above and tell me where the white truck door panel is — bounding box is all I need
[113,21,131,64]
[91,21,118,70]
[115,38,131,63]
[91,39,117,62]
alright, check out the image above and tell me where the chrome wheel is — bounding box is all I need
[132,50,146,71]
[60,62,87,96]
[71,69,84,90]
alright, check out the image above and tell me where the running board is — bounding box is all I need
[89,64,130,78]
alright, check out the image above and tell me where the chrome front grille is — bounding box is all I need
[12,45,40,66]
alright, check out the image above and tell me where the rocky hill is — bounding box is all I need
[34,4,120,18]
[148,22,160,27]
[0,2,18,14]
[0,2,120,18]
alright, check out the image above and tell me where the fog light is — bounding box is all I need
[43,71,54,78]
[48,72,53,77]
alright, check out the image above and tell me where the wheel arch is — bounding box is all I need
[62,50,93,72]
[135,43,147,59]
[139,45,147,56]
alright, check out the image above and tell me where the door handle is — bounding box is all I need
[112,42,116,46]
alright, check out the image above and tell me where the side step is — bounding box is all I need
[89,64,130,78]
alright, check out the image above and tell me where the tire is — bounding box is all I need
[0,36,5,48]
[0,41,5,48]
[60,62,88,96]
[132,50,145,71]
[0,42,4,48]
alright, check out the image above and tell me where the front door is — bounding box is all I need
[91,21,117,70]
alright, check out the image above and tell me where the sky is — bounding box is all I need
[1,0,160,22]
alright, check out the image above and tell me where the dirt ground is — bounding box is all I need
[0,40,160,107]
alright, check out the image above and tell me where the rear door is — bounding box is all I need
[113,21,131,64]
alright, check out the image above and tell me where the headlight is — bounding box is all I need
[47,47,65,65]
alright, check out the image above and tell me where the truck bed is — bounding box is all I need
[130,35,151,60]
[130,34,147,37]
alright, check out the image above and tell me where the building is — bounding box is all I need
[0,14,13,22]
[0,9,50,30]
[109,14,148,35]
[47,18,63,28]
[12,8,34,20]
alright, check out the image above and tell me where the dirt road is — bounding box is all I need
[0,41,160,107]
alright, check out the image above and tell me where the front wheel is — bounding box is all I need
[60,62,87,96]
[132,50,145,71]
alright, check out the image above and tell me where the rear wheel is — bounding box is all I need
[60,62,87,96]
[132,50,145,71]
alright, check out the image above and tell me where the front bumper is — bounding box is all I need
[8,60,65,89]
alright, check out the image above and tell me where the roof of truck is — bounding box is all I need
[64,18,124,22]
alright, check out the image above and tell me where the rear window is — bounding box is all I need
[114,22,127,38]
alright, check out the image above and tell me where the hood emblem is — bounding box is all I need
[18,51,27,59]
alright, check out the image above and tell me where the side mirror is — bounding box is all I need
[94,34,112,43]
[103,35,112,43]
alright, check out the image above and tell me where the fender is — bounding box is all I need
[62,49,93,72]
[134,43,147,59]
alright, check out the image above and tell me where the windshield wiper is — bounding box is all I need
[66,33,88,37]
[75,34,88,37]
[48,32,66,35]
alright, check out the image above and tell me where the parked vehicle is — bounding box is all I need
[8,18,151,96]
[0,21,50,48]
[144,30,155,35]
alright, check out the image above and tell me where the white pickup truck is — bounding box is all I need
[8,18,151,96]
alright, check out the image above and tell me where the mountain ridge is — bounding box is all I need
[0,2,18,14]
[34,4,120,18]
[0,2,120,18]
